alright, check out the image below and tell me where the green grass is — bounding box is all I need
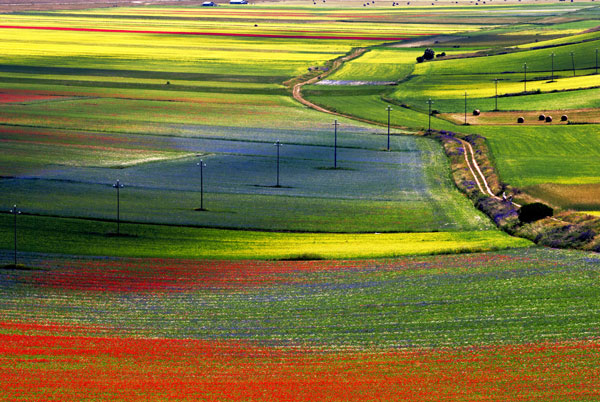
[0,132,494,232]
[306,88,600,187]
[303,86,456,130]
[6,2,599,243]
[0,214,529,260]
[326,47,420,81]
[473,124,600,186]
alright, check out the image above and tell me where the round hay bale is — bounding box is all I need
[538,114,546,121]
[561,115,568,122]
[472,109,480,116]
[545,116,553,123]
[517,117,525,123]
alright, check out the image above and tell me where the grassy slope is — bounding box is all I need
[0,133,496,233]
[3,247,596,347]
[0,8,508,234]
[0,214,529,260]
[306,17,600,191]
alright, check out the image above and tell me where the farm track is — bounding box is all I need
[292,51,506,206]
[292,47,395,127]
[292,50,577,228]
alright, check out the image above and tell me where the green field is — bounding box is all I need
[3,3,600,401]
[303,9,600,210]
[0,214,528,260]
[0,5,515,237]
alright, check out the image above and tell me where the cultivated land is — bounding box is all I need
[2,1,600,401]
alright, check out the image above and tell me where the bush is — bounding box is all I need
[518,202,553,224]
[416,56,424,63]
[423,48,435,60]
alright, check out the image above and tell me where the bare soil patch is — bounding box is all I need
[442,109,600,125]
[524,182,600,211]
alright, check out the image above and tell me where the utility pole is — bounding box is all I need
[9,205,20,266]
[333,119,339,168]
[571,52,576,77]
[274,140,282,187]
[494,78,499,111]
[523,63,527,92]
[113,180,124,235]
[197,159,206,211]
[426,98,434,133]
[550,52,555,82]
[386,105,392,151]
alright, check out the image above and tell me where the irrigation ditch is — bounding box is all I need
[291,46,600,253]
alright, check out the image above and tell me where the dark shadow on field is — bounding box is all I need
[314,166,356,171]
[1,264,45,271]
[251,184,294,189]
[103,232,139,238]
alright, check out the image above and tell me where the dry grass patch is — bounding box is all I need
[523,182,600,210]
[442,109,600,125]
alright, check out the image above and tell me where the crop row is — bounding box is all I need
[1,321,599,401]
[2,247,597,348]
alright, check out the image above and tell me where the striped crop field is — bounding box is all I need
[0,4,507,235]
[1,247,599,400]
[3,2,600,399]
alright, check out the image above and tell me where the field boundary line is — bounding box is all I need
[292,52,508,208]
[291,47,399,127]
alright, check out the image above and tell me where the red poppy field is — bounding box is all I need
[2,2,600,400]
[0,90,66,104]
[2,322,599,402]
[0,24,417,41]
[2,248,600,400]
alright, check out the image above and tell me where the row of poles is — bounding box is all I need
[429,50,600,129]
[8,51,597,265]
[525,49,599,92]
[5,112,399,265]
[9,51,593,259]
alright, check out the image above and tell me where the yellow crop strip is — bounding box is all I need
[420,74,600,98]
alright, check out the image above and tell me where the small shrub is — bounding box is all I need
[518,202,553,224]
[423,48,435,60]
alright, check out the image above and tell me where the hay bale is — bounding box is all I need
[545,116,553,123]
[538,114,546,121]
[561,115,568,122]
[472,109,480,116]
[517,116,525,123]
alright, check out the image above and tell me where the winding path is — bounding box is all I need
[292,48,505,203]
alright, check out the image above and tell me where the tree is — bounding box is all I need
[423,48,435,60]
[518,202,553,224]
